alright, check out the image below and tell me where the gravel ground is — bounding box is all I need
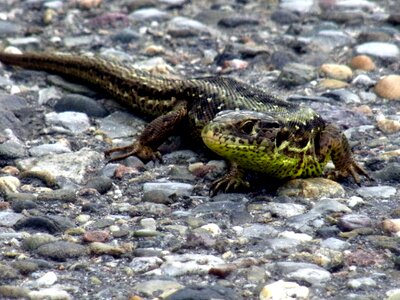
[1,0,400,299]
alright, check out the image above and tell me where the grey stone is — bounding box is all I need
[356,42,400,59]
[357,186,397,199]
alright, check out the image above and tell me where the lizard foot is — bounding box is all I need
[210,163,250,196]
[328,160,371,184]
[105,142,161,162]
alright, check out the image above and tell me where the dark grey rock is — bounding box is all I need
[54,94,108,117]
[271,9,300,25]
[0,94,29,111]
[278,62,316,86]
[218,16,259,28]
[36,189,77,203]
[0,20,22,37]
[11,199,38,213]
[0,140,27,159]
[0,110,25,140]
[111,28,140,43]
[85,176,113,194]
[165,285,237,300]
[13,215,75,233]
[36,241,88,261]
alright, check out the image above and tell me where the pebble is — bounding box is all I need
[89,242,132,256]
[54,94,108,117]
[271,9,300,25]
[0,140,26,159]
[350,55,376,71]
[16,149,103,184]
[382,219,400,234]
[142,182,193,203]
[0,211,24,227]
[63,35,97,48]
[98,111,146,139]
[45,111,90,133]
[260,280,309,300]
[286,267,331,285]
[0,20,21,37]
[85,176,113,194]
[338,214,372,231]
[6,37,40,46]
[322,89,361,104]
[277,178,345,199]
[132,280,183,298]
[249,202,307,218]
[166,285,236,300]
[29,143,72,157]
[0,263,19,281]
[129,257,163,273]
[148,254,224,276]
[83,230,110,243]
[200,223,222,236]
[318,79,349,89]
[357,186,397,199]
[352,74,375,87]
[376,114,400,134]
[356,42,400,59]
[375,75,400,100]
[77,0,102,9]
[0,176,21,195]
[278,62,316,87]
[28,288,71,300]
[129,8,169,21]
[167,17,212,37]
[287,199,351,231]
[320,63,353,81]
[240,224,279,239]
[387,289,400,300]
[320,237,350,250]
[22,233,58,251]
[37,87,61,105]
[0,285,30,299]
[347,277,377,289]
[36,241,88,260]
[280,0,314,13]
[35,271,58,287]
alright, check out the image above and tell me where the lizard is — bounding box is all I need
[0,51,369,193]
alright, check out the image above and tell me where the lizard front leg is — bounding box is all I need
[105,102,188,162]
[210,162,250,196]
[320,124,370,183]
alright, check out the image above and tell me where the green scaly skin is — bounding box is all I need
[202,110,369,185]
[0,51,369,193]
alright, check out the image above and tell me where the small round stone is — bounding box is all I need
[320,63,353,81]
[350,55,375,71]
[375,75,400,100]
[382,219,400,234]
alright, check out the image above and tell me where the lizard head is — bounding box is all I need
[201,109,328,179]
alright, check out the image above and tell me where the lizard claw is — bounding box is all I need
[209,163,250,196]
[105,142,162,163]
[328,160,371,184]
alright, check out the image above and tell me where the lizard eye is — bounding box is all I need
[238,120,256,135]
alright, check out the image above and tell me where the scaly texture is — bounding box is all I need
[0,51,369,192]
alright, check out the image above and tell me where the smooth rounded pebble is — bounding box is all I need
[375,75,400,100]
[320,63,353,81]
[350,55,375,71]
[260,280,309,300]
